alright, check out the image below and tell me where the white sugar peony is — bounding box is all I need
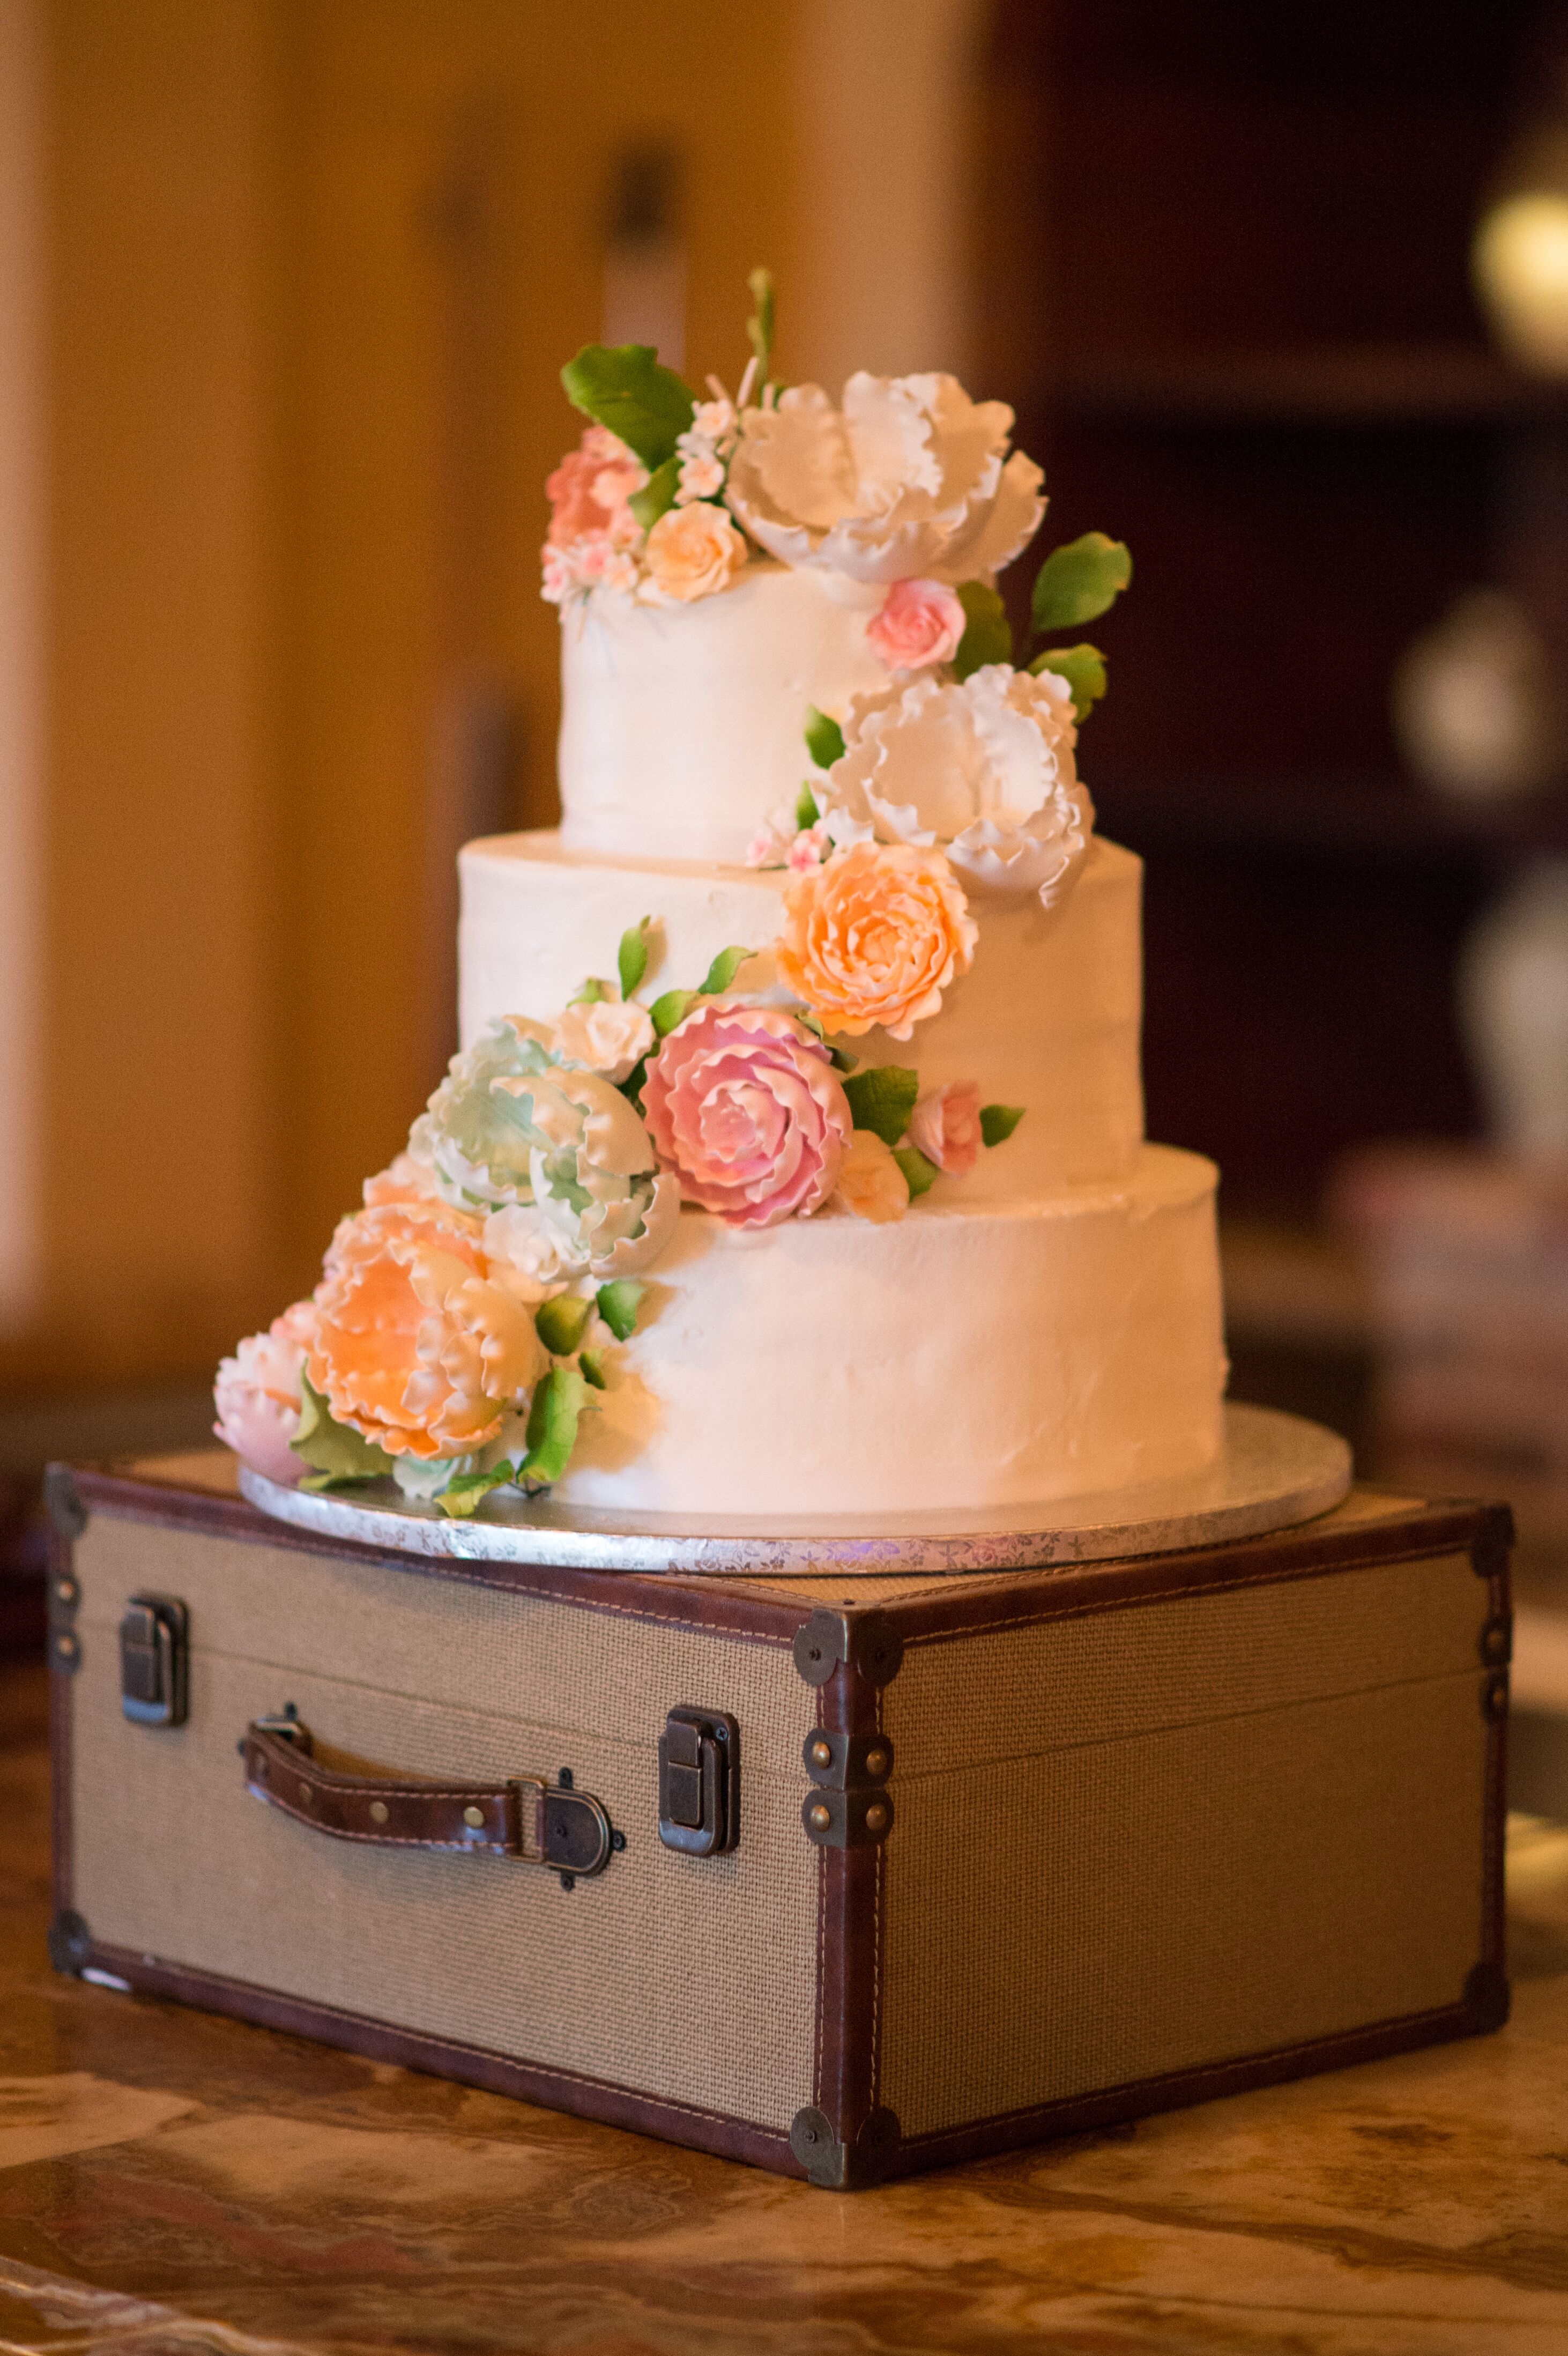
[488,1063,682,1281]
[725,373,1044,587]
[819,664,1093,908]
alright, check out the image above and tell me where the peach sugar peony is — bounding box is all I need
[309,1199,544,1461]
[776,840,977,1042]
[643,500,749,602]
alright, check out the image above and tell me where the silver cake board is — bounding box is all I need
[238,1403,1351,1577]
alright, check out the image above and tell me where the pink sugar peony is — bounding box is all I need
[213,1300,317,1485]
[545,425,646,545]
[867,578,967,672]
[906,1079,981,1177]
[642,1003,852,1227]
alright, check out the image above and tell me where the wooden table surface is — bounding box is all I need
[3,1659,1567,2356]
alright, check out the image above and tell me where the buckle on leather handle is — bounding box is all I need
[241,1715,622,1890]
[518,1768,621,1889]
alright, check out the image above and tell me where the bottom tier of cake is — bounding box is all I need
[560,1144,1228,1518]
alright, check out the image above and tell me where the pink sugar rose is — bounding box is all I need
[213,1300,317,1485]
[906,1079,981,1177]
[642,1003,852,1228]
[865,577,967,672]
[545,425,646,545]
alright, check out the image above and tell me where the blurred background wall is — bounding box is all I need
[0,0,994,1410]
[6,0,1568,1783]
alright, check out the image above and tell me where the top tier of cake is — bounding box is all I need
[559,561,885,865]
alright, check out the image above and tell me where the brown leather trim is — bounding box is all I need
[1476,1534,1513,1974]
[48,1524,73,1919]
[809,1654,883,2146]
[243,1720,537,1859]
[67,1464,804,1648]
[891,1498,1517,1650]
[78,1943,803,2177]
[879,1989,1508,2180]
[73,1942,1502,2189]
[66,1467,1514,1661]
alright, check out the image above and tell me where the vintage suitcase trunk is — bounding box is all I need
[46,1455,1512,2189]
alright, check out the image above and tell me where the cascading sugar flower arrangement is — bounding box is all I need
[216,904,1028,1511]
[215,270,1130,1522]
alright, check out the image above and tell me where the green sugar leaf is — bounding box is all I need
[1029,642,1108,721]
[436,1464,517,1520]
[797,1009,858,1072]
[1031,532,1132,635]
[628,455,680,532]
[952,580,1013,681]
[618,916,654,1002]
[650,988,696,1036]
[979,1103,1026,1147]
[535,1294,593,1358]
[596,1278,646,1342]
[794,780,820,832]
[804,706,846,770]
[570,974,605,1006]
[843,1064,920,1149]
[520,1365,588,1488]
[560,344,697,470]
[579,1347,608,1391]
[893,1145,940,1199]
[294,1373,396,1486]
[618,1056,648,1114]
[747,265,775,371]
[698,945,752,998]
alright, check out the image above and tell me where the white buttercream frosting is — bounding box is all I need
[557,561,887,865]
[458,831,1146,1201]
[555,1146,1226,1517]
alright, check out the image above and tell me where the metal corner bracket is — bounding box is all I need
[792,1607,904,1689]
[790,2103,901,2190]
[44,1464,88,1542]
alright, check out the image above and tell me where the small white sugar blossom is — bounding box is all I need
[555,995,656,1085]
[677,450,726,503]
[819,664,1093,909]
[693,394,738,443]
[673,384,741,507]
[786,821,833,872]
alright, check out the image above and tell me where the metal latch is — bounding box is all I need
[118,1594,189,1728]
[657,1707,739,1856]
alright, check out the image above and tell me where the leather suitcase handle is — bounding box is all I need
[241,1717,618,1879]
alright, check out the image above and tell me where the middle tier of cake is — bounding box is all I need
[459,830,1146,1198]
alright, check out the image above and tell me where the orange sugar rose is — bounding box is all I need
[643,501,748,602]
[775,840,977,1042]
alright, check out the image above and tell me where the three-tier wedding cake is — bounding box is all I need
[214,277,1228,1526]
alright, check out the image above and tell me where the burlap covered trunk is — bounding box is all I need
[46,1457,1511,2188]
